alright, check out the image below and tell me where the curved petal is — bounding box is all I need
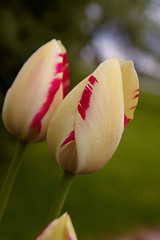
[2,39,67,141]
[47,78,88,172]
[74,57,124,174]
[58,40,70,98]
[36,213,78,240]
[118,59,139,128]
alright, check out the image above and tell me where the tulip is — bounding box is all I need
[36,213,78,240]
[2,39,69,142]
[47,57,139,174]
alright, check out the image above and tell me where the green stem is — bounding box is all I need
[0,141,27,223]
[47,170,75,222]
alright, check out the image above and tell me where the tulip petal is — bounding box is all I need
[77,76,98,120]
[36,213,78,240]
[74,57,124,174]
[58,40,70,97]
[66,214,78,240]
[118,59,139,128]
[2,39,68,141]
[47,78,88,172]
[29,78,62,133]
[28,40,69,140]
[61,130,75,148]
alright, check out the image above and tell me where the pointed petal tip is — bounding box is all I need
[118,58,139,127]
[36,213,77,240]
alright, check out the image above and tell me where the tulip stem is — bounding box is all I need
[47,170,75,222]
[0,141,27,224]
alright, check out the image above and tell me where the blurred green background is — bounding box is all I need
[0,0,160,239]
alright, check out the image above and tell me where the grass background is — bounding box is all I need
[0,91,160,239]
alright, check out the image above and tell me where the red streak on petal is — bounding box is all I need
[56,63,63,73]
[78,75,98,120]
[59,53,70,97]
[63,67,70,97]
[130,105,136,110]
[88,75,98,85]
[29,52,70,134]
[67,231,73,240]
[30,78,61,132]
[88,84,93,90]
[78,104,85,120]
[60,130,75,148]
[124,114,131,128]
[133,93,139,99]
[78,86,92,120]
[62,52,69,64]
[134,88,139,93]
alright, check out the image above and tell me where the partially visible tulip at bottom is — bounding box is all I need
[36,213,78,240]
[47,56,139,174]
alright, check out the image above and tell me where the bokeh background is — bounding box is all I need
[0,0,160,239]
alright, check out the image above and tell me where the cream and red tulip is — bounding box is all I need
[36,213,78,240]
[2,39,69,142]
[47,57,139,174]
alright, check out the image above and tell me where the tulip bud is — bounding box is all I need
[47,57,139,174]
[2,39,69,142]
[36,213,78,240]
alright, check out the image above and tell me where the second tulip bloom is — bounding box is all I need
[47,57,139,174]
